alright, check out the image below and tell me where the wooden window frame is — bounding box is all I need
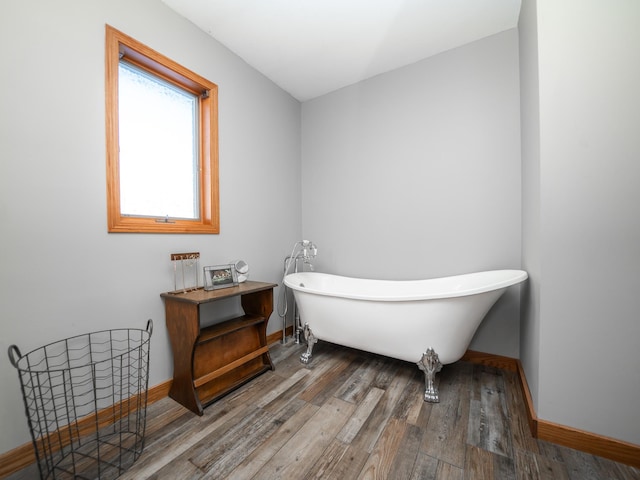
[105,25,219,233]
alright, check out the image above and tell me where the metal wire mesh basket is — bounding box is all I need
[8,320,153,480]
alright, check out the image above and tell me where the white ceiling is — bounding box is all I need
[161,0,522,101]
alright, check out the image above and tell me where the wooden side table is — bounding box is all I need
[161,281,276,415]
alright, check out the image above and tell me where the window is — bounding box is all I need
[105,25,219,233]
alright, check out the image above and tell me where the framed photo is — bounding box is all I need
[203,264,238,291]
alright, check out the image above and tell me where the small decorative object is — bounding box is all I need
[204,264,238,291]
[171,252,200,293]
[230,260,249,283]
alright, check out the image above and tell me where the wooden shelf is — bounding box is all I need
[193,346,270,388]
[161,281,276,415]
[197,315,265,345]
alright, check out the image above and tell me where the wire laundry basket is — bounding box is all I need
[8,320,153,480]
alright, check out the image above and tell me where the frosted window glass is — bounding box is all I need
[118,61,199,219]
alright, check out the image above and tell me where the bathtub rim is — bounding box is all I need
[284,269,528,302]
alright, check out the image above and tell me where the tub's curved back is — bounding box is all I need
[284,270,527,364]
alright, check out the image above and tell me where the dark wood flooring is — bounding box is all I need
[8,341,640,479]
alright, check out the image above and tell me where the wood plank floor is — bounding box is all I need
[8,341,640,479]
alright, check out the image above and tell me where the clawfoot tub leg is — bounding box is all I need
[417,348,443,402]
[300,323,317,365]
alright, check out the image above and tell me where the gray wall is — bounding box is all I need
[301,30,523,358]
[518,0,542,413]
[0,0,301,454]
[520,0,640,444]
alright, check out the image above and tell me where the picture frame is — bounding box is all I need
[203,264,238,291]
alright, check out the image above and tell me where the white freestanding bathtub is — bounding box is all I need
[284,269,527,402]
